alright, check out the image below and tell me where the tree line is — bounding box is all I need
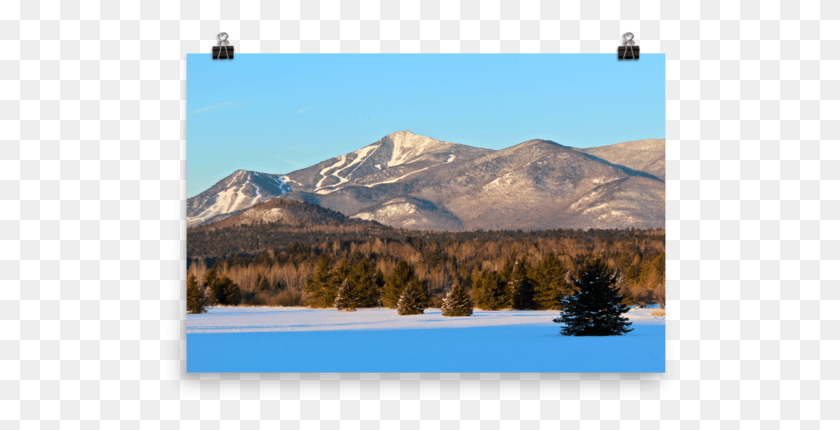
[187,228,664,313]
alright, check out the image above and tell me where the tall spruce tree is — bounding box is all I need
[397,281,426,315]
[472,269,506,310]
[553,258,633,336]
[304,254,333,308]
[327,258,350,305]
[441,282,473,316]
[374,268,386,301]
[507,256,535,310]
[348,258,379,307]
[186,274,208,314]
[532,253,571,310]
[333,279,358,311]
[383,260,418,308]
[204,269,219,304]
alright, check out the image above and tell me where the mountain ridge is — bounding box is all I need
[187,132,665,231]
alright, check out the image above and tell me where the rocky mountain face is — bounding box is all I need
[186,170,291,227]
[189,132,665,231]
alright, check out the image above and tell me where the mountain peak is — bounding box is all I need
[187,170,291,227]
[516,139,566,148]
[388,130,415,137]
[381,131,447,167]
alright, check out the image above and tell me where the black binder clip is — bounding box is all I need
[618,32,639,60]
[212,32,234,59]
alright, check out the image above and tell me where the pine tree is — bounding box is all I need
[383,260,418,308]
[472,269,506,310]
[204,269,219,304]
[327,258,350,306]
[532,252,571,310]
[553,258,633,336]
[441,282,473,316]
[397,281,427,315]
[212,275,240,306]
[348,258,379,307]
[374,268,386,301]
[187,274,208,314]
[304,254,332,308]
[507,256,535,310]
[333,279,358,311]
[498,254,515,285]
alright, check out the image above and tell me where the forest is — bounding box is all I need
[187,224,665,311]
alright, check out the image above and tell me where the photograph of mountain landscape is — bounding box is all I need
[186,54,666,372]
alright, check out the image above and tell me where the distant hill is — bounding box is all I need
[190,198,374,231]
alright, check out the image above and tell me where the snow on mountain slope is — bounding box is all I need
[187,170,291,227]
[284,130,493,195]
[314,144,381,194]
[350,196,464,231]
[187,132,664,231]
[386,131,449,167]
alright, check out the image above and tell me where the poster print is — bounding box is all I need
[186,54,665,372]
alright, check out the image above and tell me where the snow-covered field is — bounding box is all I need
[187,307,665,373]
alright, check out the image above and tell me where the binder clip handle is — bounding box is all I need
[618,32,639,60]
[213,32,234,60]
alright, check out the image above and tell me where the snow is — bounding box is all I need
[314,145,381,194]
[386,131,446,168]
[341,144,380,177]
[250,181,260,206]
[315,156,347,190]
[188,173,254,225]
[280,175,302,187]
[363,166,432,187]
[261,172,288,192]
[187,307,664,372]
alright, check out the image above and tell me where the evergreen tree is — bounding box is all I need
[507,256,535,310]
[212,275,241,306]
[348,258,379,307]
[304,254,333,308]
[327,258,350,306]
[498,254,515,285]
[383,260,418,308]
[397,281,426,315]
[553,258,633,336]
[374,268,386,300]
[187,274,208,314]
[441,282,473,316]
[532,253,571,310]
[472,269,506,310]
[333,279,358,311]
[204,269,219,304]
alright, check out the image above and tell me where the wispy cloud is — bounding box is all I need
[296,106,316,114]
[188,101,237,116]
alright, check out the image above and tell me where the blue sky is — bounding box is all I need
[187,54,664,197]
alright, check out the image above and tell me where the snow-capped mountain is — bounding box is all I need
[187,170,291,227]
[188,132,665,231]
[283,130,493,195]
